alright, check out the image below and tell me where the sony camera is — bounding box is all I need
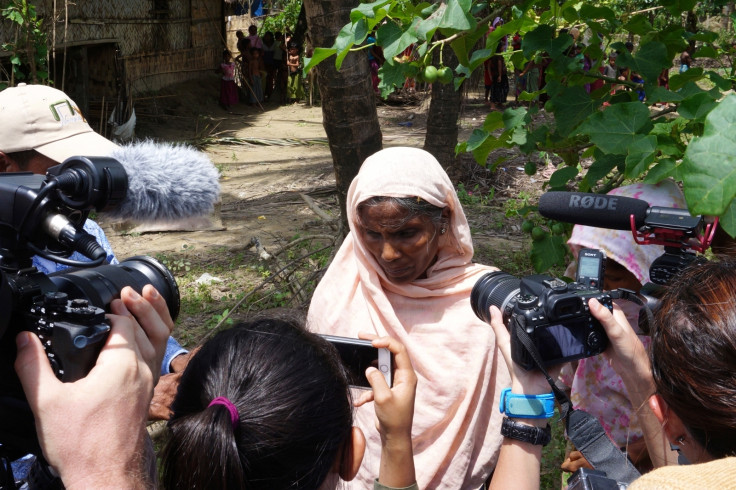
[471,249,612,370]
[0,157,180,461]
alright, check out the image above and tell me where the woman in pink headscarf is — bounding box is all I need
[307,147,510,489]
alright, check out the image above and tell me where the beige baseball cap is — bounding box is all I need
[0,83,118,162]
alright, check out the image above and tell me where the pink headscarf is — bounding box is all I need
[307,147,510,489]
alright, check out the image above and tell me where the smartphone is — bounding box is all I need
[576,248,606,291]
[320,335,392,389]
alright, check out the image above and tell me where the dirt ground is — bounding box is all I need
[100,74,546,344]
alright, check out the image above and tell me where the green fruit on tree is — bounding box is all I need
[552,223,565,235]
[521,220,534,233]
[531,226,547,241]
[423,65,439,83]
[437,66,453,84]
[524,161,537,175]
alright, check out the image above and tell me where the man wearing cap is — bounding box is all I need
[0,84,189,418]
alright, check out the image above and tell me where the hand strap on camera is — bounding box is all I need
[512,315,641,485]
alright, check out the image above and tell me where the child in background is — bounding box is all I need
[249,48,265,105]
[160,314,418,490]
[218,50,238,111]
[560,180,687,474]
[286,42,304,103]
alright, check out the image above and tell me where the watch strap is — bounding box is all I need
[499,387,555,419]
[501,417,552,446]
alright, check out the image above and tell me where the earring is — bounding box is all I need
[676,436,686,445]
[440,228,447,235]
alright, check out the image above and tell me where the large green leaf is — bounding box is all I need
[624,15,653,36]
[522,24,572,58]
[669,67,704,91]
[438,0,475,33]
[615,41,670,83]
[350,0,392,22]
[377,21,417,61]
[503,107,528,130]
[483,111,505,132]
[682,95,736,216]
[678,92,718,121]
[582,152,625,189]
[718,200,736,238]
[531,234,568,272]
[377,61,409,98]
[579,102,653,155]
[553,86,601,136]
[416,3,445,41]
[303,47,336,74]
[625,135,658,178]
[549,166,578,188]
[644,158,680,184]
[579,4,616,24]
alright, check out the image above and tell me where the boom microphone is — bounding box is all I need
[538,192,650,230]
[104,141,221,222]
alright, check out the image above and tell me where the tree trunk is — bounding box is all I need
[423,42,462,169]
[303,0,383,233]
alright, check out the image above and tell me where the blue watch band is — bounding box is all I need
[499,388,555,419]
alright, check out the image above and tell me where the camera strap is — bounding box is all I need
[512,316,641,485]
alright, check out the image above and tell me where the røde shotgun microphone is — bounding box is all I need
[538,192,650,230]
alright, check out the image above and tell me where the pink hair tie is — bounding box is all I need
[208,396,240,430]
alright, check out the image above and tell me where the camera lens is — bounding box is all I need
[471,271,521,323]
[47,255,180,320]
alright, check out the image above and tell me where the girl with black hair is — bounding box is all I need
[160,314,418,490]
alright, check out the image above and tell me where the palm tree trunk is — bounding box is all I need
[303,0,383,233]
[423,42,461,169]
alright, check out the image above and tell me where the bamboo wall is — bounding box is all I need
[1,0,223,95]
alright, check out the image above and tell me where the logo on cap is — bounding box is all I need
[49,99,86,125]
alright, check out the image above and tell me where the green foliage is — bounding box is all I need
[457,182,495,206]
[260,0,302,35]
[1,0,48,85]
[308,0,736,273]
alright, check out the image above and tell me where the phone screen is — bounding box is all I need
[320,335,391,389]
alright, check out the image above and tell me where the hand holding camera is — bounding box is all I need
[13,285,170,488]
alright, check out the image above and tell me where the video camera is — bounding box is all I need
[0,157,180,462]
[471,191,717,371]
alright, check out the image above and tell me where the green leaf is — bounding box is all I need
[660,0,697,15]
[624,15,653,36]
[706,71,732,91]
[438,0,475,33]
[646,86,685,104]
[350,0,392,22]
[522,25,572,58]
[502,107,527,130]
[644,159,679,184]
[718,200,736,238]
[483,111,505,132]
[376,22,413,61]
[583,152,624,187]
[553,86,601,136]
[694,45,718,59]
[617,41,670,83]
[416,3,445,41]
[549,166,578,188]
[579,5,616,24]
[531,234,568,272]
[377,61,408,98]
[678,92,718,121]
[304,48,337,74]
[625,135,658,178]
[682,95,736,216]
[470,131,510,165]
[669,67,704,91]
[354,18,369,45]
[466,129,490,151]
[579,102,653,155]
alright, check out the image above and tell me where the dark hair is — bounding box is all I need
[356,196,446,229]
[650,259,736,458]
[160,313,354,489]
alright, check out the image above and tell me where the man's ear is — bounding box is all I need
[0,152,18,172]
[441,207,451,228]
[334,426,365,482]
[649,394,688,444]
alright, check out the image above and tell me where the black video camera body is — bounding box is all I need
[472,250,612,370]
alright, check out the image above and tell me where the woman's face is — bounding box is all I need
[358,201,445,283]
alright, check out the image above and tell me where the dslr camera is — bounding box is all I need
[471,249,611,370]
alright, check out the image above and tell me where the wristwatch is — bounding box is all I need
[501,417,552,446]
[498,388,555,419]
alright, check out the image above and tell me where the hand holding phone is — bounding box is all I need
[320,334,392,389]
[354,333,417,488]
